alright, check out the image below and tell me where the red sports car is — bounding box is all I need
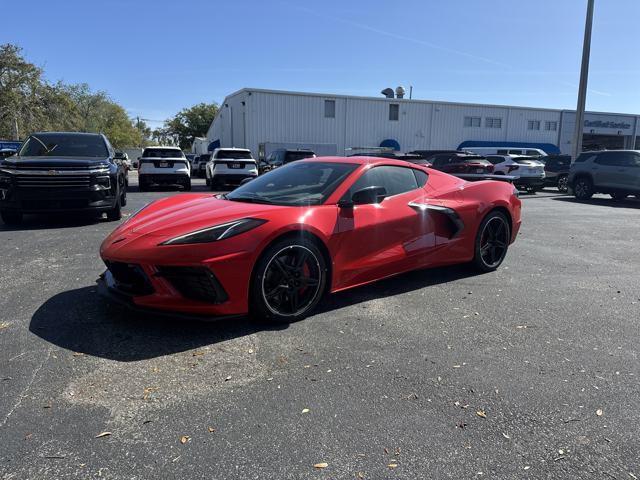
[99,157,521,323]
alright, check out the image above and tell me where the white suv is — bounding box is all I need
[205,148,258,190]
[138,147,191,191]
[486,155,545,193]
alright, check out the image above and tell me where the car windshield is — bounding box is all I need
[217,150,252,159]
[142,149,184,158]
[19,134,108,158]
[226,161,358,206]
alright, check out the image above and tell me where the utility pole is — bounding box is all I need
[571,0,595,162]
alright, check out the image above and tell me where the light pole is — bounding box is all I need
[571,0,595,162]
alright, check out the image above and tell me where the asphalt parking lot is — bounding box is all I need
[1,173,640,479]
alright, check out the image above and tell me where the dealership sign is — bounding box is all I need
[584,120,632,130]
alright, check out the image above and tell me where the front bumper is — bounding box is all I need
[99,239,255,316]
[0,184,117,213]
[97,274,242,322]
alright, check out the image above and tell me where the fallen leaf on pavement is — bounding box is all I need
[95,432,112,438]
[192,351,205,357]
[180,435,190,444]
[72,352,84,357]
[224,376,232,381]
[208,427,215,433]
[596,409,603,416]
[313,462,328,469]
[476,410,487,418]
[302,408,310,414]
[388,463,398,468]
[0,322,10,330]
[502,433,511,439]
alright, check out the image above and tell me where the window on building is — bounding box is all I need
[545,121,558,131]
[464,116,481,127]
[486,117,502,129]
[389,104,399,121]
[324,100,336,118]
[528,120,541,131]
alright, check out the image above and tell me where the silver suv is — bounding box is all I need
[568,150,640,200]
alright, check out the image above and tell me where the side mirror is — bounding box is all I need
[132,161,139,169]
[343,186,387,207]
[114,151,126,160]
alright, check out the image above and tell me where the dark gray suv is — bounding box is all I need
[568,150,640,200]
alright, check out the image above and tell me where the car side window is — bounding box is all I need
[595,152,634,167]
[349,166,419,199]
[487,156,503,165]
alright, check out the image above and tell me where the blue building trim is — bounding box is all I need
[458,140,560,155]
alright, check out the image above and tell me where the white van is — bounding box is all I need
[467,147,548,158]
[138,146,191,191]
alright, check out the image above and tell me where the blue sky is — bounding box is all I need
[3,0,639,128]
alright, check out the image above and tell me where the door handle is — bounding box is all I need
[408,201,464,238]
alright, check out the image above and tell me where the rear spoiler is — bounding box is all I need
[452,174,517,183]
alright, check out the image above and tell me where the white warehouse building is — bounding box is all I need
[206,88,640,159]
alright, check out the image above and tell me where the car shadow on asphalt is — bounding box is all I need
[552,196,640,209]
[315,264,484,314]
[30,264,484,361]
[29,285,280,362]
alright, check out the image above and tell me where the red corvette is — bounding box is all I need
[99,157,521,323]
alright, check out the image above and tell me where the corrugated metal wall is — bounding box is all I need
[207,89,640,156]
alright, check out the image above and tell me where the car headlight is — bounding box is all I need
[160,218,267,246]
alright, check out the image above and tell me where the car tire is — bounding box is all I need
[611,192,627,201]
[472,210,511,273]
[106,197,122,221]
[205,176,211,187]
[183,179,192,191]
[1,211,23,225]
[557,175,569,193]
[120,187,127,207]
[210,177,220,191]
[573,176,594,200]
[250,237,327,324]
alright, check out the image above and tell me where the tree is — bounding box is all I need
[164,102,218,149]
[0,43,145,148]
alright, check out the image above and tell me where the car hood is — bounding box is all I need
[121,194,291,238]
[1,156,110,169]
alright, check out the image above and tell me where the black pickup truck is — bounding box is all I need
[0,132,127,225]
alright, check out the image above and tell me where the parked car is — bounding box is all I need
[205,148,258,189]
[99,157,521,323]
[114,151,130,186]
[138,146,191,192]
[541,154,571,192]
[485,155,545,193]
[0,132,127,224]
[193,153,210,178]
[568,150,640,201]
[349,151,432,167]
[429,153,494,175]
[468,147,548,158]
[259,149,316,174]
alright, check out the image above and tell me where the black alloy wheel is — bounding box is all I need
[251,238,326,324]
[473,211,510,272]
[573,177,593,200]
[557,174,568,193]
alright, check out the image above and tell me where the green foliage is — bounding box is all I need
[164,102,218,149]
[0,44,149,149]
